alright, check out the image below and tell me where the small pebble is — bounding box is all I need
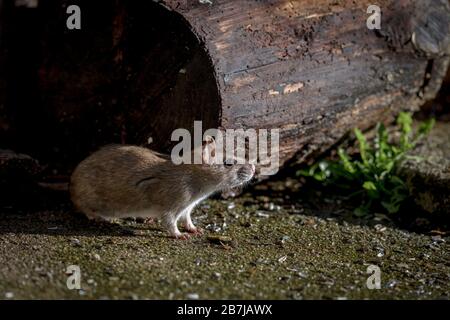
[431,235,445,243]
[5,292,14,299]
[207,235,233,244]
[386,280,398,288]
[186,293,199,300]
[70,238,81,247]
[256,211,269,218]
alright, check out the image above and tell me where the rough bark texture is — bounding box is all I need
[160,0,450,169]
[0,0,449,177]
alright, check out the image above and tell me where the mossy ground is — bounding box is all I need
[0,173,448,300]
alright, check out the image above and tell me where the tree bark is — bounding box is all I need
[0,0,449,177]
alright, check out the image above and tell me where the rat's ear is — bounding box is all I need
[202,135,216,165]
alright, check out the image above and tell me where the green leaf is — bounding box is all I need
[297,161,331,182]
[363,181,377,191]
[375,123,389,164]
[390,175,406,186]
[381,200,401,214]
[338,148,356,174]
[397,112,413,151]
[412,118,435,147]
[418,118,435,136]
[298,112,434,216]
[354,128,370,166]
[397,111,412,135]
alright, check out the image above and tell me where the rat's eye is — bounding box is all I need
[224,159,236,167]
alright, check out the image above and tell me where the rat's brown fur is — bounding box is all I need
[70,143,254,238]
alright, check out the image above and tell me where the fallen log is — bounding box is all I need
[0,0,449,177]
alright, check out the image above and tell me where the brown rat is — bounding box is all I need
[70,138,255,239]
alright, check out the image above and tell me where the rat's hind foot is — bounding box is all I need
[170,231,191,240]
[180,212,202,236]
[162,215,192,240]
[185,225,204,236]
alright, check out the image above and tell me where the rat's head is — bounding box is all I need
[197,136,255,190]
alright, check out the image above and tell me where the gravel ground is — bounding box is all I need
[0,176,448,300]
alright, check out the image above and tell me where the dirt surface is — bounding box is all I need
[0,174,449,300]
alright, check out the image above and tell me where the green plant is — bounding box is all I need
[298,112,435,216]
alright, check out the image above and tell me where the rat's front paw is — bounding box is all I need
[187,226,204,235]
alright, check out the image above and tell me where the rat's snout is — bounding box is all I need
[237,164,255,182]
